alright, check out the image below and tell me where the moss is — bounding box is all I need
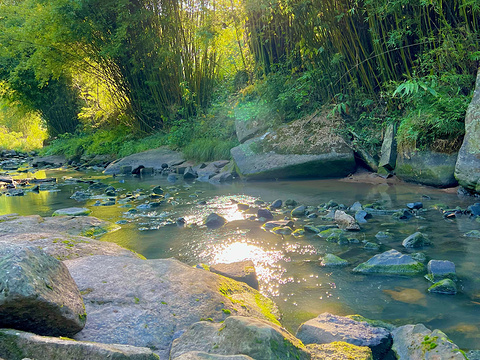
[222,308,231,314]
[421,335,439,353]
[352,262,425,276]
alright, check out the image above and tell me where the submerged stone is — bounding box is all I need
[402,232,431,248]
[52,207,91,217]
[352,249,425,276]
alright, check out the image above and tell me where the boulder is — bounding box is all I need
[65,256,279,359]
[0,329,159,360]
[230,112,355,180]
[170,316,309,360]
[204,213,227,228]
[210,260,259,290]
[320,254,348,267]
[0,245,86,336]
[291,205,307,217]
[0,232,141,261]
[257,208,273,220]
[428,279,457,295]
[379,124,397,171]
[396,151,458,187]
[426,260,456,283]
[306,342,373,360]
[173,353,253,360]
[296,313,392,359]
[183,166,197,180]
[235,111,274,144]
[104,148,184,175]
[352,249,425,276]
[335,210,360,231]
[455,67,480,194]
[402,232,431,248]
[52,207,91,217]
[392,324,464,359]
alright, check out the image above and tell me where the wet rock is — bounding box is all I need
[364,242,380,251]
[306,342,373,360]
[396,151,458,187]
[402,232,431,248]
[210,260,259,290]
[335,210,360,231]
[204,213,227,228]
[0,245,86,336]
[152,186,164,195]
[104,147,185,175]
[173,353,254,360]
[296,313,392,359]
[271,226,293,235]
[292,229,305,236]
[270,199,282,209]
[468,203,480,216]
[393,209,414,220]
[352,249,425,276]
[210,171,233,183]
[183,166,197,180]
[70,191,91,201]
[355,210,370,224]
[262,220,294,230]
[426,260,456,283]
[0,329,159,360]
[66,257,279,360]
[455,68,480,194]
[6,189,24,196]
[140,167,154,176]
[464,230,480,238]
[406,202,423,210]
[291,205,306,217]
[428,279,457,295]
[320,254,348,267]
[379,124,397,171]
[52,207,91,217]
[257,208,273,220]
[32,155,66,168]
[88,182,108,190]
[170,316,309,360]
[285,199,297,207]
[349,201,363,212]
[392,324,464,359]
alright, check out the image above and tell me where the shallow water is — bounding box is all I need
[1,169,480,350]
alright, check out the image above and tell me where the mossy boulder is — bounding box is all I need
[0,329,159,360]
[0,245,86,337]
[320,254,349,267]
[230,112,355,180]
[425,260,456,283]
[352,249,425,276]
[402,232,431,248]
[428,279,457,295]
[396,151,458,187]
[455,68,480,194]
[392,324,464,359]
[65,256,279,359]
[306,341,373,360]
[170,316,310,360]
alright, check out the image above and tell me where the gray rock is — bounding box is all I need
[426,260,456,283]
[170,316,309,360]
[173,352,254,360]
[296,313,392,359]
[355,210,370,223]
[320,254,348,267]
[469,203,480,216]
[455,68,480,194]
[402,232,431,248]
[262,220,294,230]
[257,208,273,220]
[0,329,159,360]
[396,151,458,187]
[270,199,282,209]
[379,124,397,171]
[204,213,227,228]
[183,166,197,180]
[335,210,360,231]
[104,148,184,175]
[70,191,91,201]
[231,112,355,180]
[52,207,91,216]
[392,324,464,359]
[0,245,86,336]
[65,257,279,359]
[140,167,154,176]
[291,205,307,217]
[350,201,363,212]
[352,249,425,276]
[428,279,457,295]
[209,171,233,183]
[210,260,259,290]
[465,230,480,238]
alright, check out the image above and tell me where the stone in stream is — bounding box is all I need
[455,68,480,194]
[262,220,294,230]
[468,203,480,216]
[70,191,91,201]
[402,232,431,248]
[355,210,370,224]
[52,207,91,217]
[291,205,307,217]
[170,316,309,360]
[0,329,159,360]
[349,201,363,212]
[0,245,86,336]
[352,249,425,276]
[32,155,66,168]
[406,202,423,210]
[204,213,227,228]
[152,185,164,195]
[140,167,154,176]
[183,166,197,180]
[257,208,273,220]
[210,260,259,290]
[167,173,178,182]
[425,260,456,283]
[335,210,360,231]
[173,353,254,360]
[296,313,392,360]
[270,199,282,209]
[320,254,348,267]
[285,199,297,207]
[464,230,480,238]
[65,256,280,360]
[428,279,457,295]
[392,324,464,359]
[210,171,233,183]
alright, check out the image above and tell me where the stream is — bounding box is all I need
[1,168,480,351]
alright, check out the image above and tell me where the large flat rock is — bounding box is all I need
[104,147,185,175]
[65,256,280,360]
[230,112,355,180]
[455,67,480,193]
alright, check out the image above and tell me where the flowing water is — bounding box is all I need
[2,169,480,350]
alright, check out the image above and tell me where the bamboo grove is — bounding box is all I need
[0,0,479,137]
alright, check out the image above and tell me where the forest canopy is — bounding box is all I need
[0,0,479,156]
